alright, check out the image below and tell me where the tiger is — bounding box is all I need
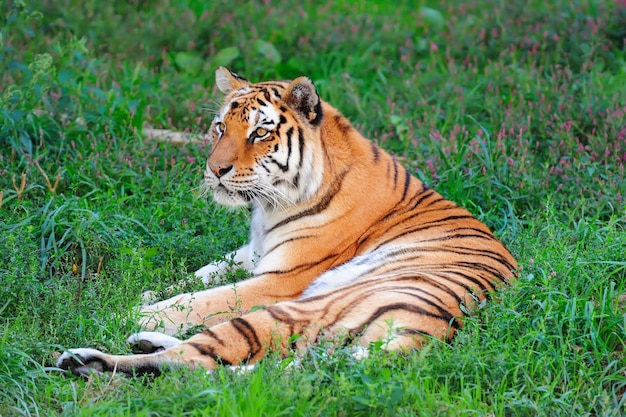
[57,67,517,376]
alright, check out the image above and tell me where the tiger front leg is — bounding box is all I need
[141,244,255,304]
[138,277,296,336]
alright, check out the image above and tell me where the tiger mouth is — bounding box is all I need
[213,183,253,203]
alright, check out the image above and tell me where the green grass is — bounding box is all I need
[1,0,625,415]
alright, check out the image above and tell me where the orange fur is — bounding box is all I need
[58,68,517,376]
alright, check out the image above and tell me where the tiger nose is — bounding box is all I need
[209,163,234,178]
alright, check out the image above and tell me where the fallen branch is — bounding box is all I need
[33,109,208,145]
[34,160,61,194]
[141,127,207,145]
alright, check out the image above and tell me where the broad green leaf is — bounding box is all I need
[254,40,282,64]
[173,52,203,74]
[420,6,444,30]
[210,47,240,68]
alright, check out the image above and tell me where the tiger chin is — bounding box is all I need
[57,67,517,377]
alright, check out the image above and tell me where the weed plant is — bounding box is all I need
[1,0,625,416]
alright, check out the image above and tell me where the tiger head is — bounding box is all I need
[204,67,325,210]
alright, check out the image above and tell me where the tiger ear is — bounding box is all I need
[283,77,323,126]
[215,67,249,95]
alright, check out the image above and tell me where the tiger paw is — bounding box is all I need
[127,331,182,354]
[141,290,158,305]
[56,348,109,377]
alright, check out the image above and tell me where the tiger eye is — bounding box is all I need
[216,122,225,133]
[255,127,268,137]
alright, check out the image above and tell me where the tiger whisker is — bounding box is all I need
[252,181,296,212]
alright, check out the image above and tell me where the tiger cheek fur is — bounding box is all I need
[57,67,517,377]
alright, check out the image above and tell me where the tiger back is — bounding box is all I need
[57,67,517,376]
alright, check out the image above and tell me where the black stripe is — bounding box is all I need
[371,274,464,305]
[443,226,494,239]
[265,234,315,257]
[266,305,312,331]
[397,328,433,337]
[268,156,289,172]
[266,305,294,323]
[387,285,448,307]
[399,276,464,305]
[388,290,459,329]
[188,342,233,366]
[433,270,491,295]
[267,169,348,233]
[440,244,515,270]
[334,114,352,135]
[416,243,516,279]
[285,127,294,167]
[392,158,399,190]
[297,127,305,169]
[370,141,381,163]
[298,270,463,307]
[410,189,437,211]
[276,114,287,132]
[230,318,262,358]
[417,231,495,244]
[259,162,272,174]
[445,268,495,293]
[425,195,446,207]
[353,303,450,336]
[401,167,412,201]
[371,214,478,250]
[287,270,505,346]
[376,186,432,224]
[454,261,513,284]
[388,204,466,230]
[401,213,480,232]
[202,328,225,345]
[255,252,338,276]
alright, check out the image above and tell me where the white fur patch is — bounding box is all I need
[56,348,103,367]
[226,364,257,374]
[301,247,403,297]
[126,332,183,350]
